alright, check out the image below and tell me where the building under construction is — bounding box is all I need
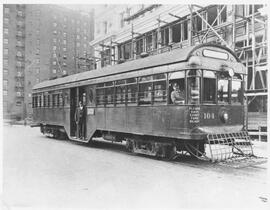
[90,4,268,139]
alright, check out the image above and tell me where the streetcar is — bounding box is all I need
[32,43,254,162]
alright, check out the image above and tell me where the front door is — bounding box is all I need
[70,87,87,139]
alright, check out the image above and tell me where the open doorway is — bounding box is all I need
[70,86,87,138]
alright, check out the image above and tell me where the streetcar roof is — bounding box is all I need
[33,43,243,90]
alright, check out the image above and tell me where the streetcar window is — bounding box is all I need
[187,70,201,104]
[153,73,166,80]
[127,83,137,103]
[105,87,114,105]
[116,85,126,104]
[52,94,56,107]
[43,94,46,107]
[116,79,125,85]
[56,94,60,107]
[154,80,166,103]
[231,75,242,104]
[139,75,152,82]
[96,83,104,88]
[169,71,185,104]
[126,78,137,84]
[203,70,216,104]
[139,82,152,105]
[47,95,50,107]
[87,87,94,106]
[49,95,53,107]
[218,78,229,104]
[41,94,44,107]
[64,91,69,106]
[59,93,63,107]
[105,81,113,87]
[37,95,41,107]
[96,88,105,105]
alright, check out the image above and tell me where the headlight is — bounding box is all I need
[219,110,229,123]
[223,112,229,121]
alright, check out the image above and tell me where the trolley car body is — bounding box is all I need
[32,43,252,160]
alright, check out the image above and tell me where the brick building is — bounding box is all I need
[3,4,94,120]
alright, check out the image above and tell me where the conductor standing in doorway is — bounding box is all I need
[75,101,86,139]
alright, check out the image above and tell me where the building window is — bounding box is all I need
[53,15,57,19]
[53,30,57,35]
[63,32,67,37]
[4,7,10,14]
[63,55,67,59]
[161,27,169,46]
[4,49,8,55]
[36,39,40,45]
[17,51,23,57]
[36,10,41,16]
[4,28,9,35]
[53,61,57,65]
[53,46,57,51]
[18,30,24,36]
[36,29,40,35]
[17,10,23,16]
[172,23,181,43]
[36,68,40,74]
[53,22,57,27]
[36,48,40,54]
[3,80,8,90]
[52,69,57,74]
[53,38,57,43]
[63,62,67,66]
[76,42,80,47]
[4,38,8,44]
[64,17,67,22]
[236,5,245,17]
[36,78,40,83]
[3,91,8,96]
[63,47,67,51]
[207,6,218,26]
[16,92,22,97]
[84,36,87,40]
[63,39,67,45]
[83,44,87,48]
[4,59,8,67]
[77,35,80,40]
[16,40,22,46]
[36,58,40,64]
[4,18,9,24]
[17,20,23,26]
[53,53,57,58]
[16,61,22,67]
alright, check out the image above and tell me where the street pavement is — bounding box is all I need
[1,125,269,210]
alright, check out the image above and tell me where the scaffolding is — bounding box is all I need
[95,5,267,113]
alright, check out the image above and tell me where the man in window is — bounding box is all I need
[171,83,185,104]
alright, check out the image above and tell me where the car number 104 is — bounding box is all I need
[203,112,215,119]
